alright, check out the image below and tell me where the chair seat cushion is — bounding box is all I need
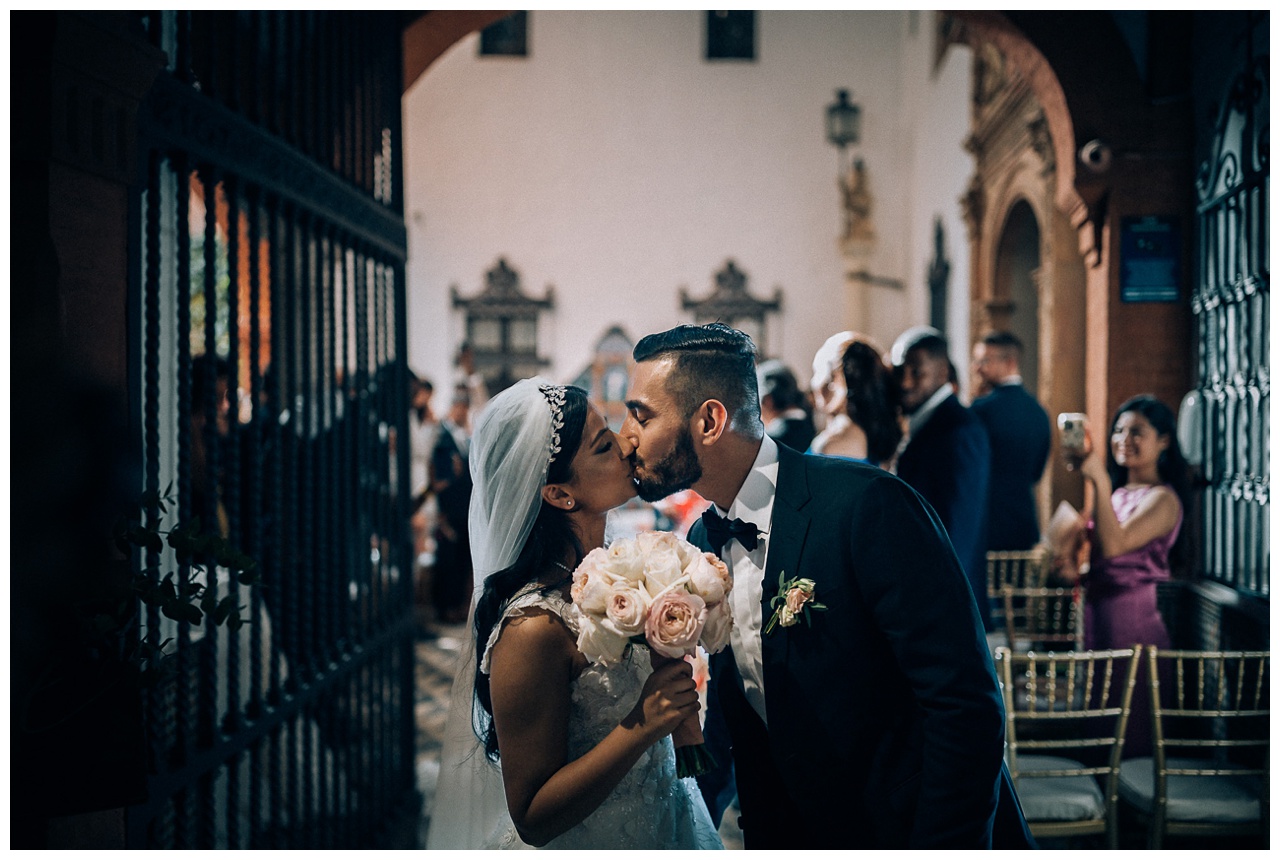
[1118,756,1264,822]
[1012,754,1106,822]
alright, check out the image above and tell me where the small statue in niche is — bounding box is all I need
[840,158,875,243]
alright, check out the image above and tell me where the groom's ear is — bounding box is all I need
[692,399,729,447]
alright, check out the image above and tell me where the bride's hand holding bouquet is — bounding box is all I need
[568,531,734,777]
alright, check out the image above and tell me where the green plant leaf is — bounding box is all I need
[178,576,202,600]
[212,596,241,625]
[125,524,164,553]
[162,600,203,625]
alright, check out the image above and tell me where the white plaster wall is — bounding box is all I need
[900,13,977,397]
[404,11,973,395]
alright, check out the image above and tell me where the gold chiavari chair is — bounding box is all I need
[1117,649,1269,848]
[999,586,1084,652]
[987,548,1052,630]
[996,646,1142,848]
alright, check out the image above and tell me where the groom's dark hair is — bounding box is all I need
[633,323,762,432]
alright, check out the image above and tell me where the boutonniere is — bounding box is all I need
[764,571,828,634]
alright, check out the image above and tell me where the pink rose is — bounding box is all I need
[645,589,707,659]
[785,586,814,614]
[603,582,648,636]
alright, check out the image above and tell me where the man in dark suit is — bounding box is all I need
[970,331,1052,552]
[430,385,474,623]
[757,358,817,453]
[619,323,1031,849]
[891,326,993,630]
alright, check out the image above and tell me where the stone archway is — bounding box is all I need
[951,10,1193,437]
[958,25,1090,524]
[402,11,514,92]
[992,200,1041,392]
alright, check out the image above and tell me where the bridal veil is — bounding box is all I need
[426,377,561,849]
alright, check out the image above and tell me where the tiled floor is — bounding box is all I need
[412,609,744,849]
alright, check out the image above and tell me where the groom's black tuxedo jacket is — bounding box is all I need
[690,443,1031,849]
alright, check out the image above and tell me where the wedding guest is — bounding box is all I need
[891,326,992,629]
[190,353,232,538]
[839,337,903,469]
[807,331,856,455]
[454,341,489,425]
[1060,394,1188,756]
[757,359,816,453]
[430,385,475,623]
[409,372,439,608]
[970,331,1051,552]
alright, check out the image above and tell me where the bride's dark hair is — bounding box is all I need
[471,384,590,761]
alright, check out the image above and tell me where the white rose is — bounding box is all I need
[684,552,728,605]
[672,534,702,568]
[571,559,614,616]
[603,581,648,636]
[700,600,734,654]
[642,545,687,592]
[635,530,679,556]
[777,605,797,628]
[575,613,630,666]
[601,539,646,583]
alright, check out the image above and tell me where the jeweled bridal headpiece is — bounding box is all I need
[538,384,567,465]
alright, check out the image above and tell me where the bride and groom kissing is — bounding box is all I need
[429,322,1033,850]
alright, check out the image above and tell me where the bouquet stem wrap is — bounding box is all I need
[653,651,716,779]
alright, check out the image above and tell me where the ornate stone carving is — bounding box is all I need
[1026,110,1055,174]
[680,260,782,354]
[839,158,875,244]
[960,175,985,242]
[975,42,1007,107]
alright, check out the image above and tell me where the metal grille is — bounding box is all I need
[128,12,415,848]
[1191,20,1269,598]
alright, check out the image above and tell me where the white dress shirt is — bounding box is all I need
[713,433,779,725]
[906,381,955,437]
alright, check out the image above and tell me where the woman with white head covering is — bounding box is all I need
[428,378,722,850]
[808,331,900,467]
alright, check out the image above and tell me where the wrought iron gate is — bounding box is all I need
[128,12,416,847]
[1190,14,1269,601]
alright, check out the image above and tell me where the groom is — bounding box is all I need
[619,323,1033,849]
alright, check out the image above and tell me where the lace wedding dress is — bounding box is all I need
[479,587,724,850]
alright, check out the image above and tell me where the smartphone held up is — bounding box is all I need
[1057,412,1089,469]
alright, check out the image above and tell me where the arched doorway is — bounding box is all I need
[991,199,1041,393]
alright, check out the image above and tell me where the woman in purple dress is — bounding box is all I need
[1063,394,1189,755]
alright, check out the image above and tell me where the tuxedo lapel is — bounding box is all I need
[760,446,812,707]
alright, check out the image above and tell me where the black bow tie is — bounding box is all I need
[702,508,762,555]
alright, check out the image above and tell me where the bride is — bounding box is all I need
[427,378,724,850]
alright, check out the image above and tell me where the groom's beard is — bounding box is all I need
[633,426,703,502]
